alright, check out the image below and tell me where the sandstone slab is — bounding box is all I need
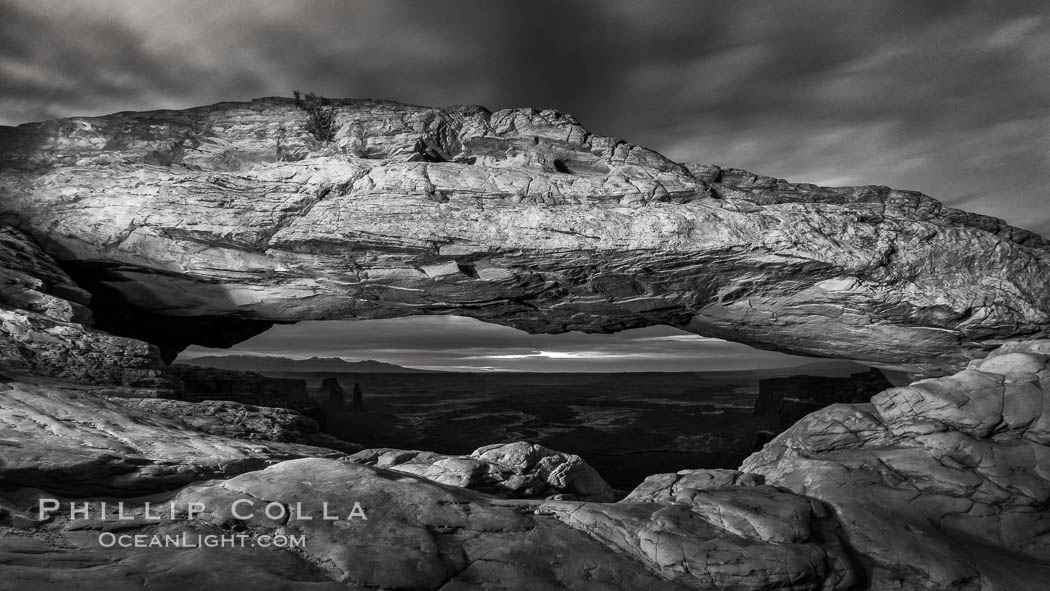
[0,380,339,495]
[113,397,361,454]
[623,468,763,503]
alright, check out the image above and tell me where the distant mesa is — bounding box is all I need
[753,368,895,427]
[351,382,367,412]
[181,355,432,374]
[754,359,875,379]
[319,377,346,408]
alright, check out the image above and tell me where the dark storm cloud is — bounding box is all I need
[0,1,270,123]
[181,316,827,372]
[2,0,1047,234]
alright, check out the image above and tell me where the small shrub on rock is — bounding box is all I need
[293,90,336,143]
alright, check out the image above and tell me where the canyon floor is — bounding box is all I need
[260,370,788,489]
[173,352,888,491]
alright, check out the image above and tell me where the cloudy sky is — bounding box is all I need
[5,0,1047,371]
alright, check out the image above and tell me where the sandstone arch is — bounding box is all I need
[1,98,1048,376]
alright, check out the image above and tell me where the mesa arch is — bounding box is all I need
[1,97,1048,376]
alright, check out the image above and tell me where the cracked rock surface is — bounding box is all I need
[742,340,1050,590]
[1,98,1048,374]
[538,489,856,591]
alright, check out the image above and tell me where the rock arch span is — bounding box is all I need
[1,98,1048,376]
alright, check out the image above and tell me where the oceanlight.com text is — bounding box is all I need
[97,532,306,549]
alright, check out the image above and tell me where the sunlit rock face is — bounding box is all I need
[1,98,1048,374]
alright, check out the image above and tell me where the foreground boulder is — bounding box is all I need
[1,99,1048,374]
[1,453,852,591]
[349,441,616,501]
[540,490,855,590]
[743,340,1050,590]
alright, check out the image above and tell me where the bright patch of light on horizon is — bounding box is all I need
[474,350,660,360]
[410,365,517,372]
[632,334,725,343]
